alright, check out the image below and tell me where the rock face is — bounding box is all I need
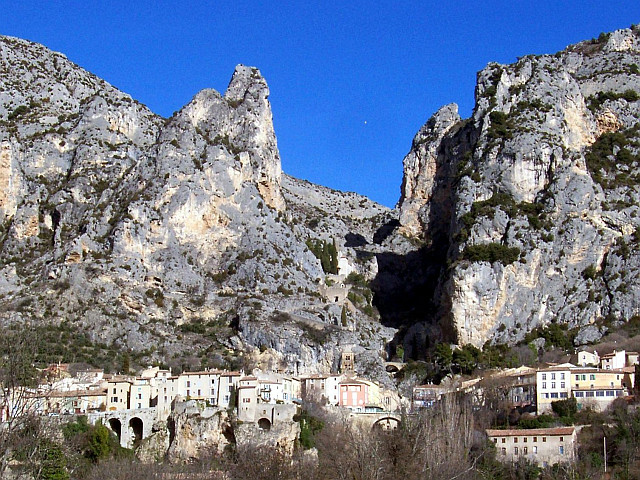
[2,27,639,369]
[398,27,640,347]
[0,35,397,378]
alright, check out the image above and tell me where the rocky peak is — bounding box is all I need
[398,103,461,237]
[177,65,284,210]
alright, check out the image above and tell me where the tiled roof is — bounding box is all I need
[486,427,575,437]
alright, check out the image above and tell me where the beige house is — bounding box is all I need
[156,370,242,420]
[43,389,106,414]
[601,350,639,370]
[106,378,133,411]
[301,374,344,405]
[577,350,600,367]
[486,427,576,466]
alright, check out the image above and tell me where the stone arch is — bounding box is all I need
[129,417,144,445]
[108,418,122,441]
[373,416,400,431]
[257,417,271,431]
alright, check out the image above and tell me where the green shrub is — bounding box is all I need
[8,105,29,120]
[587,90,639,112]
[582,264,598,280]
[295,411,324,449]
[463,243,521,265]
[551,397,577,420]
[487,111,514,141]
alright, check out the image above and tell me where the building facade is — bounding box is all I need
[486,427,576,466]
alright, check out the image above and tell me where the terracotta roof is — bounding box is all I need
[486,427,574,437]
[571,368,626,374]
[340,380,369,386]
[181,370,222,376]
[573,386,625,391]
[47,389,107,398]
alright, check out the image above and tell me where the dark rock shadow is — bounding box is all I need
[370,117,479,357]
[373,219,400,244]
[344,232,368,248]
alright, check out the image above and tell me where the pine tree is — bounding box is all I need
[329,238,339,274]
[341,305,348,327]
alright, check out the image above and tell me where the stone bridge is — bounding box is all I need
[88,408,157,448]
[348,411,404,430]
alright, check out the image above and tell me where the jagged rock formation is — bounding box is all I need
[2,27,639,369]
[398,27,640,348]
[0,35,396,377]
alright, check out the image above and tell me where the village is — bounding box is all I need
[2,345,637,470]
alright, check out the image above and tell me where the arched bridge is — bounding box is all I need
[348,411,403,430]
[88,408,156,448]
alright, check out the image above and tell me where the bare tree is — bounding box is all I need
[0,327,43,477]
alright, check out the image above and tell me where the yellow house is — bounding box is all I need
[571,368,627,411]
[106,378,132,411]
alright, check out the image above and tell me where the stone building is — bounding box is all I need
[486,427,576,467]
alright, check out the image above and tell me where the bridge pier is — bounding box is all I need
[88,408,156,448]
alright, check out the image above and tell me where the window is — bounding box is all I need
[560,382,565,388]
[550,393,558,398]
[542,437,546,443]
[523,437,527,443]
[559,446,564,455]
[523,447,528,455]
[581,375,586,381]
[551,382,556,389]
[113,388,116,394]
[551,373,556,380]
[514,447,519,455]
[514,437,518,443]
[560,373,565,380]
[559,437,564,442]
[187,381,191,387]
[560,392,568,398]
[575,374,580,381]
[493,438,497,443]
[586,391,594,397]
[590,374,595,380]
[575,391,584,397]
[606,390,614,397]
[501,438,506,444]
[533,437,537,442]
[198,389,201,396]
[596,391,604,397]
[542,374,547,380]
[533,446,538,454]
[501,448,506,456]
[542,382,547,389]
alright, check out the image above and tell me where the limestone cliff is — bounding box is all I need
[0,35,396,378]
[398,27,640,348]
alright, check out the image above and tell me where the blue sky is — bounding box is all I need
[3,2,640,207]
